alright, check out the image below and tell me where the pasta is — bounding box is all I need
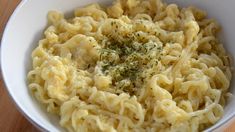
[27,0,232,131]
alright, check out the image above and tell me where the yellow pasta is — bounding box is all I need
[27,0,232,132]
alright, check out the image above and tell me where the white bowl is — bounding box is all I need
[1,0,235,131]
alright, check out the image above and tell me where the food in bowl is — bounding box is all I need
[27,0,232,131]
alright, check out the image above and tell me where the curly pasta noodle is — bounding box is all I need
[27,0,232,131]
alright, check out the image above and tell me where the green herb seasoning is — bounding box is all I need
[98,34,162,95]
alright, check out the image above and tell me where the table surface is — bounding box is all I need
[0,0,234,132]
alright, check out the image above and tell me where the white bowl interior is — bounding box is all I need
[1,0,235,131]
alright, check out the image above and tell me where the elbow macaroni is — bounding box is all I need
[27,0,232,132]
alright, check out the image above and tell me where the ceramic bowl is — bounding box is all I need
[1,0,235,131]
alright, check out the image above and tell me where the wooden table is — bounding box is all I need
[0,0,234,132]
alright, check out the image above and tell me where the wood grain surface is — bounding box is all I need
[0,0,234,132]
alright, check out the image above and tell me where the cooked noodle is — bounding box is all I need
[27,0,232,131]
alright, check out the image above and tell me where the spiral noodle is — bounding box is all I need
[27,0,232,131]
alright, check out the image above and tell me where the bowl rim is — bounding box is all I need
[0,0,47,131]
[0,0,235,131]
